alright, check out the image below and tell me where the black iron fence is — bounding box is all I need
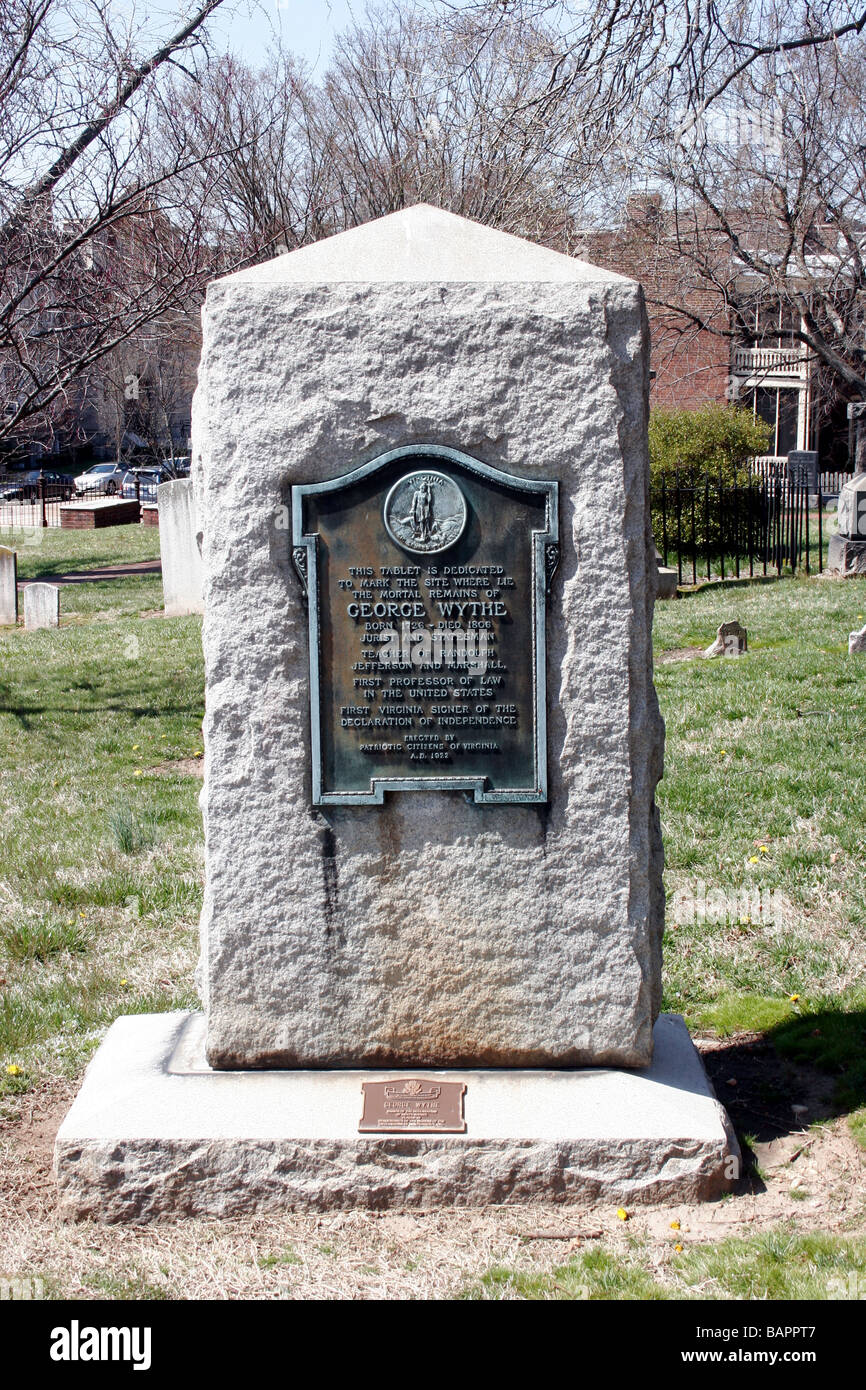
[0,472,147,529]
[654,468,828,584]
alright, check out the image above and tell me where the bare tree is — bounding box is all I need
[0,0,261,452]
[447,0,866,414]
[184,6,597,260]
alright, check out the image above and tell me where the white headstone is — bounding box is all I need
[157,478,203,616]
[23,582,59,630]
[0,546,17,625]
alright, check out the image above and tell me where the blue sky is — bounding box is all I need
[210,0,364,70]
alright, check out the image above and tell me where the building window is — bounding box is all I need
[753,386,799,456]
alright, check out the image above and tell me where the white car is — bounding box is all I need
[73,461,134,497]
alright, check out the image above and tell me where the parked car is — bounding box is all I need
[0,468,39,500]
[73,461,134,497]
[0,469,76,501]
[122,466,178,503]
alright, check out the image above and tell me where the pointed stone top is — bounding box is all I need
[218,204,631,287]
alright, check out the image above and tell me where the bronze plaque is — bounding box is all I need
[359,1078,467,1133]
[292,444,558,805]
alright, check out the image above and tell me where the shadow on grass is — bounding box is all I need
[701,1011,866,1153]
[770,1009,866,1114]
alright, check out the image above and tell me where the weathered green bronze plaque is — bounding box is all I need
[292,444,558,805]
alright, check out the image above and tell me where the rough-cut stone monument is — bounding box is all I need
[23,581,59,630]
[55,206,739,1218]
[0,546,17,625]
[158,477,204,617]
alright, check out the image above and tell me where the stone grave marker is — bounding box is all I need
[23,582,59,630]
[157,478,204,616]
[0,546,17,625]
[55,205,739,1219]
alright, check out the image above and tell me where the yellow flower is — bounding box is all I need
[132,744,139,751]
[748,855,759,864]
[120,978,128,987]
[5,1063,21,1076]
[789,993,800,1003]
[674,1243,684,1253]
[759,845,768,853]
[670,1219,681,1230]
[616,1208,628,1221]
[719,749,727,756]
[133,769,143,777]
[193,749,203,757]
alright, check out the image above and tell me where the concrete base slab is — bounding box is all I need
[54,1012,740,1222]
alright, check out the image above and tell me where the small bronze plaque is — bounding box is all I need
[359,1078,467,1133]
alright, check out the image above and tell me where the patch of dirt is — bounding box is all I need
[151,758,203,778]
[0,1081,76,1222]
[656,647,704,663]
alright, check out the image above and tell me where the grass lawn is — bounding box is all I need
[0,528,202,1097]
[653,574,866,1136]
[2,522,163,617]
[0,535,864,1299]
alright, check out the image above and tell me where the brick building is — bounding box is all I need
[590,195,854,471]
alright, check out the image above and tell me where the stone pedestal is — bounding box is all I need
[828,532,866,576]
[54,1012,739,1220]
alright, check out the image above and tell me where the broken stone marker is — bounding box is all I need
[703,620,747,658]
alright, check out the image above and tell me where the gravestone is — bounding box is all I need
[828,473,866,575]
[0,546,17,625]
[55,205,739,1218]
[157,478,203,616]
[787,449,819,497]
[23,582,59,630]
